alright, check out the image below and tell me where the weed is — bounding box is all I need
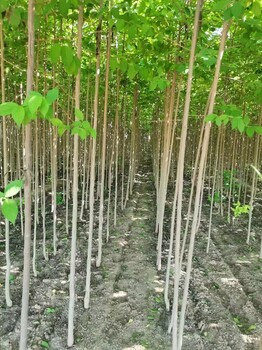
[231,201,250,218]
[233,315,256,334]
[56,192,64,205]
[44,307,57,314]
[40,340,49,348]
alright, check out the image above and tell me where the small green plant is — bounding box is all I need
[56,192,64,205]
[40,340,49,348]
[0,180,24,224]
[208,191,221,203]
[233,316,256,334]
[9,274,15,283]
[44,307,57,314]
[231,201,250,218]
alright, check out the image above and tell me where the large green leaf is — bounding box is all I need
[12,105,25,126]
[28,93,43,115]
[4,180,24,198]
[127,63,137,80]
[0,102,19,116]
[58,0,70,16]
[231,2,243,19]
[39,98,50,117]
[61,45,74,69]
[9,8,21,27]
[46,88,59,105]
[50,44,61,64]
[1,199,18,224]
[75,107,84,121]
[50,118,64,127]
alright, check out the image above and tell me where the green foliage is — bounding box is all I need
[40,340,49,349]
[44,307,57,314]
[49,44,81,76]
[208,191,221,203]
[0,180,23,224]
[0,88,95,140]
[56,192,64,205]
[233,316,257,334]
[231,201,250,218]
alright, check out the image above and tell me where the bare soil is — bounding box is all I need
[0,165,261,350]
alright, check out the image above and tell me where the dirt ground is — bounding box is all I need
[0,164,261,350]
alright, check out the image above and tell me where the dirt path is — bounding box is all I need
[0,165,171,350]
[0,164,261,350]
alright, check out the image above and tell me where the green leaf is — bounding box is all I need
[46,105,54,120]
[12,105,25,126]
[128,25,137,40]
[9,8,21,27]
[75,108,84,121]
[39,98,50,117]
[224,7,232,20]
[71,126,81,136]
[128,64,137,80]
[220,114,229,125]
[157,79,167,91]
[246,126,255,138]
[237,119,245,133]
[90,128,97,138]
[40,340,49,349]
[4,180,24,198]
[205,114,217,122]
[215,118,222,127]
[58,0,70,16]
[0,191,4,199]
[57,125,67,137]
[82,120,91,130]
[46,88,59,105]
[110,57,118,71]
[0,102,19,116]
[50,118,64,127]
[116,19,125,31]
[139,66,149,80]
[50,44,61,64]
[212,0,229,11]
[254,126,262,135]
[149,79,158,91]
[119,59,128,73]
[231,2,243,19]
[0,0,9,13]
[61,45,74,69]
[28,94,43,115]
[252,1,261,17]
[1,199,18,224]
[78,128,87,140]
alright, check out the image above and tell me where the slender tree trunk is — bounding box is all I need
[177,21,230,350]
[67,5,83,347]
[97,24,111,267]
[0,15,12,308]
[19,0,35,348]
[84,0,103,309]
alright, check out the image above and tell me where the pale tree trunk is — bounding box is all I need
[97,24,112,267]
[0,16,12,307]
[19,0,35,348]
[67,5,83,347]
[207,128,221,252]
[170,1,203,347]
[247,120,260,243]
[84,0,103,309]
[177,21,230,350]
